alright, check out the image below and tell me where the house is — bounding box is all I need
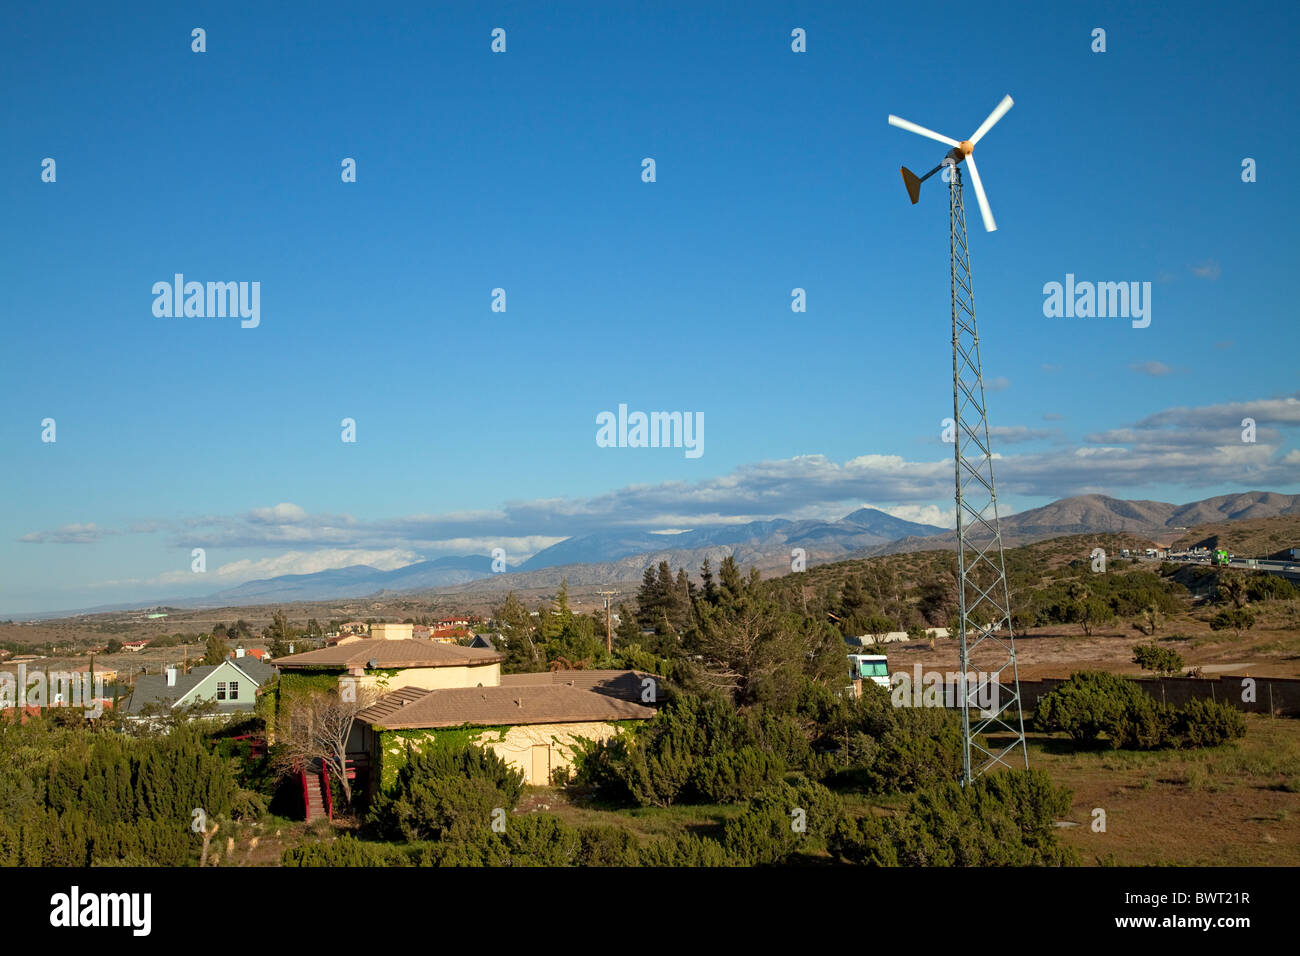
[277,631,660,798]
[498,668,660,705]
[468,634,498,651]
[369,622,414,641]
[122,640,150,653]
[431,625,473,641]
[122,656,276,720]
[273,633,504,694]
[71,662,119,683]
[352,676,656,791]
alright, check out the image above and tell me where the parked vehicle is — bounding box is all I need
[848,654,890,689]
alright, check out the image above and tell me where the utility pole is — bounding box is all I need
[597,590,616,654]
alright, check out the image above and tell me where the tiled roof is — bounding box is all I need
[498,669,659,703]
[354,686,433,724]
[357,683,655,730]
[272,639,503,670]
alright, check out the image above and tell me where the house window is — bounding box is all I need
[228,681,239,699]
[216,682,227,700]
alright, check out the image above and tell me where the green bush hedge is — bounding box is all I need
[368,743,525,842]
[1036,671,1248,751]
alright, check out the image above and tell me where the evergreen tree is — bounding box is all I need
[201,632,230,666]
[494,592,539,673]
[699,558,718,607]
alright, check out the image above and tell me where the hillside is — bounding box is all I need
[1171,514,1300,556]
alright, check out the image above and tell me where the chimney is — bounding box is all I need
[235,646,246,658]
[165,666,177,687]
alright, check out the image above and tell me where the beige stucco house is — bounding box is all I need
[276,630,659,793]
[274,632,503,695]
[354,676,657,789]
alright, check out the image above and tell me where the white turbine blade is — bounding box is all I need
[964,153,997,232]
[887,114,959,147]
[968,95,1013,145]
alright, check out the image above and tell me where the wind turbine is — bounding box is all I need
[889,95,1012,231]
[887,95,1027,787]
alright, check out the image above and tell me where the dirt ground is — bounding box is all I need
[1029,716,1300,866]
[883,621,1300,681]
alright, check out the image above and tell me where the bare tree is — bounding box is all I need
[273,684,378,806]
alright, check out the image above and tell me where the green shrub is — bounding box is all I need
[1034,671,1147,745]
[1109,693,1174,750]
[283,835,412,866]
[1035,671,1247,751]
[829,769,1078,867]
[691,746,786,803]
[721,777,843,866]
[407,816,639,867]
[368,743,524,842]
[577,824,640,866]
[866,705,964,792]
[1132,643,1184,676]
[572,693,790,808]
[1174,698,1246,748]
[1209,608,1256,634]
[637,833,735,867]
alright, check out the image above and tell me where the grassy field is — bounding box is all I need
[1027,716,1300,866]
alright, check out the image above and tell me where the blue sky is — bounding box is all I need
[2,0,1297,613]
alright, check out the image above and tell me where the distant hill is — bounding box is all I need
[177,507,945,608]
[1171,514,1300,557]
[24,492,1296,616]
[195,555,499,606]
[1166,491,1300,527]
[517,509,944,571]
[856,492,1300,559]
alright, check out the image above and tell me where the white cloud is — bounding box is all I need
[23,394,1300,563]
[249,502,309,524]
[19,523,113,544]
[867,503,957,529]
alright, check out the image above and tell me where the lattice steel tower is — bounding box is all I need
[945,164,1027,784]
[887,95,1028,784]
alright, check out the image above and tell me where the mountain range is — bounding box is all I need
[175,491,1299,607]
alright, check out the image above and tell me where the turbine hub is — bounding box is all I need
[958,140,974,156]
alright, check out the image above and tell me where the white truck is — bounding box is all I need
[848,654,890,689]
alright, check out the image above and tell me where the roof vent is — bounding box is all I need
[368,659,378,669]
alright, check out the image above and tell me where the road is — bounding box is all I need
[1159,554,1300,582]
